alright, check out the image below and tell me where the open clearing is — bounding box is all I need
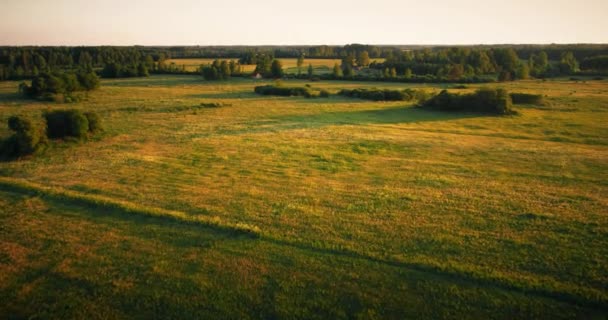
[0,75,607,318]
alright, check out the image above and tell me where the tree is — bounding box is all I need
[493,48,520,76]
[297,55,304,75]
[333,63,343,78]
[342,55,355,69]
[404,68,412,79]
[357,51,370,67]
[343,64,354,77]
[254,54,273,75]
[516,64,530,80]
[390,67,397,78]
[270,59,283,78]
[307,64,313,78]
[219,60,231,79]
[447,64,464,80]
[559,52,579,74]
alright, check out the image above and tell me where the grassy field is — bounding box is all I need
[0,75,607,318]
[165,58,385,74]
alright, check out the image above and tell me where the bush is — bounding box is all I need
[1,116,47,158]
[44,109,90,140]
[421,88,514,115]
[21,70,99,101]
[253,85,327,98]
[338,88,425,102]
[84,112,103,133]
[510,93,545,105]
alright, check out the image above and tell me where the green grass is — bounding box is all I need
[0,75,607,318]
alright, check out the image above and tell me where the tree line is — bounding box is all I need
[1,45,608,82]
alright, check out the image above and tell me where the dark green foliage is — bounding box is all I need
[1,116,47,158]
[20,70,99,101]
[270,60,284,78]
[254,85,312,97]
[580,55,608,72]
[254,85,326,98]
[44,110,90,140]
[84,112,103,133]
[201,60,238,80]
[421,88,514,115]
[77,71,100,91]
[253,54,274,75]
[510,93,545,105]
[559,52,580,74]
[2,45,608,82]
[338,88,424,102]
[101,62,149,78]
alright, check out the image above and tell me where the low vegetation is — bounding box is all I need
[254,84,329,98]
[44,109,101,140]
[510,92,546,105]
[101,62,150,78]
[19,70,100,102]
[1,109,102,159]
[338,87,428,101]
[200,60,243,80]
[421,88,514,114]
[0,75,606,318]
[0,115,47,158]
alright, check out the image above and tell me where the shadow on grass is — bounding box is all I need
[0,91,31,103]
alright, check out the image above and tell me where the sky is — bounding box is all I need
[0,0,606,46]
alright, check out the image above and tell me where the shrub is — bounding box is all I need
[421,88,514,115]
[20,70,99,101]
[84,112,103,133]
[253,85,326,98]
[1,115,47,158]
[338,88,425,102]
[44,109,90,140]
[510,93,545,105]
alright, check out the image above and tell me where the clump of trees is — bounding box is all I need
[1,109,103,159]
[421,88,514,115]
[254,84,329,98]
[338,88,427,101]
[580,55,608,72]
[245,53,284,78]
[200,60,242,80]
[101,62,149,78]
[510,93,545,105]
[19,70,99,102]
[45,110,101,140]
[0,116,48,158]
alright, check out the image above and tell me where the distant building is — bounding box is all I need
[252,73,262,79]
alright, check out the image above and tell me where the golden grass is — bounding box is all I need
[0,76,607,316]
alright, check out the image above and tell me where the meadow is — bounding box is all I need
[0,75,607,318]
[165,58,385,74]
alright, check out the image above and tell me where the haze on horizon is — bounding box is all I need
[1,0,607,46]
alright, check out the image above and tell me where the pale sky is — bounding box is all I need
[0,0,606,45]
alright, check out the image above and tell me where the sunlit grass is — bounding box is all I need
[0,75,606,318]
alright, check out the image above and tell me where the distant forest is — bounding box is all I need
[1,44,607,82]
